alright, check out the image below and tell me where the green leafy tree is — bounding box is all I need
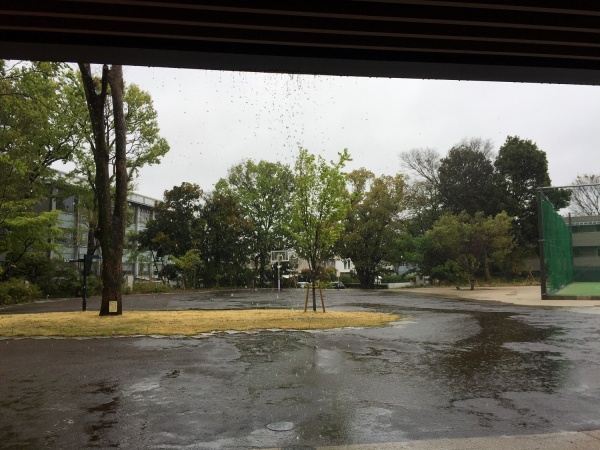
[0,210,62,281]
[422,211,515,289]
[338,169,406,288]
[137,182,203,281]
[169,249,202,289]
[289,148,351,310]
[438,141,497,216]
[215,160,294,287]
[200,191,253,287]
[494,136,569,248]
[0,61,84,186]
[135,182,203,286]
[0,61,83,281]
[10,253,87,298]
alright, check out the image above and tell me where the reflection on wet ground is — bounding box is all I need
[86,381,120,447]
[1,289,600,448]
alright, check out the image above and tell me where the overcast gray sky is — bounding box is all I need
[119,65,600,200]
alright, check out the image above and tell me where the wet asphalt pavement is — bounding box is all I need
[1,289,600,449]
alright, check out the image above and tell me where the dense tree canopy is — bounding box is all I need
[338,170,406,288]
[419,211,515,289]
[495,136,568,247]
[0,61,84,186]
[438,143,496,216]
[215,160,294,287]
[200,191,252,287]
[137,182,203,260]
[0,61,83,280]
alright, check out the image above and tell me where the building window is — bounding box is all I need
[55,196,76,212]
[138,207,151,225]
[573,247,599,258]
[572,224,600,233]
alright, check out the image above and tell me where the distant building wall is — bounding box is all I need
[566,215,600,282]
[24,181,160,279]
[567,215,600,267]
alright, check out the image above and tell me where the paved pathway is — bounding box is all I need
[400,285,600,307]
[2,288,600,449]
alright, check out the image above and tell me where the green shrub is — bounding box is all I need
[323,266,337,282]
[85,275,102,296]
[0,278,42,305]
[431,260,466,285]
[381,274,404,283]
[340,274,358,284]
[10,254,82,298]
[131,282,171,294]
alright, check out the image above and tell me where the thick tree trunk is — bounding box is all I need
[105,65,127,314]
[78,63,127,316]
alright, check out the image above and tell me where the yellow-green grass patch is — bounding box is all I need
[0,309,401,338]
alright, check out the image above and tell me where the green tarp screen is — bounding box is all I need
[541,195,573,294]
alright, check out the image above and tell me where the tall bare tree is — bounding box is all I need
[569,174,600,216]
[399,147,440,186]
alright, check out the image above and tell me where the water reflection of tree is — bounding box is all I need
[435,312,568,398]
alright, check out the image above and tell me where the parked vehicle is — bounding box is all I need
[332,281,345,289]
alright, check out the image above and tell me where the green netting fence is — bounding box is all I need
[540,195,573,295]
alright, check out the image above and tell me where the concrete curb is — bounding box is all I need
[266,430,600,449]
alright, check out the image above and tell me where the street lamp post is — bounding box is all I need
[66,254,101,311]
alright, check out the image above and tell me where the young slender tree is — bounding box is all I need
[289,148,351,310]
